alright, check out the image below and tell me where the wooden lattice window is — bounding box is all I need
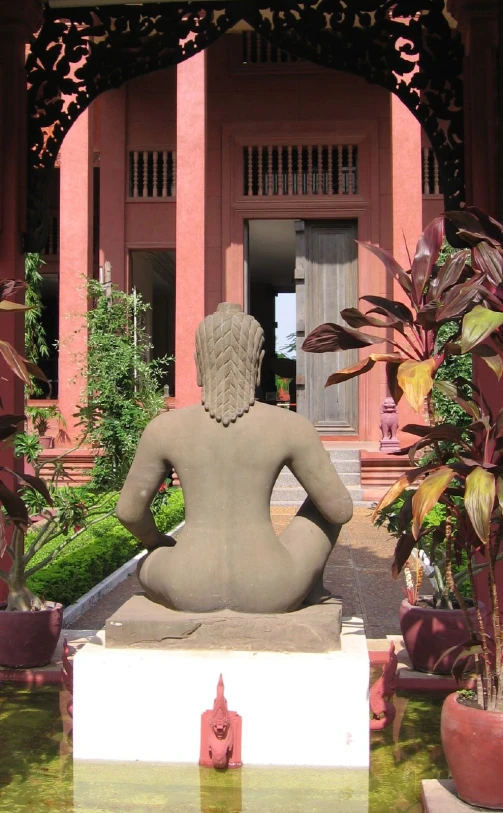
[42,211,59,257]
[128,150,176,198]
[422,146,443,195]
[241,31,300,65]
[243,144,358,197]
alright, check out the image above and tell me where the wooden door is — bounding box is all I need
[295,220,358,434]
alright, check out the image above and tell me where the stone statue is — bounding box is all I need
[116,303,353,613]
[379,396,400,453]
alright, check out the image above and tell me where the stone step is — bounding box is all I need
[274,471,360,488]
[275,464,360,489]
[270,485,365,505]
[328,449,361,461]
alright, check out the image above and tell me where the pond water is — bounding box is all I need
[0,684,448,813]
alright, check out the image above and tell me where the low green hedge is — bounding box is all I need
[27,489,185,607]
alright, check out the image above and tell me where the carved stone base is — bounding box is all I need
[105,594,343,653]
[379,438,401,454]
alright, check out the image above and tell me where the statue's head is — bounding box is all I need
[195,303,265,426]
[382,397,397,413]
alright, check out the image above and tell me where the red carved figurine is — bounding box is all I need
[379,397,400,453]
[200,674,242,769]
[370,641,398,730]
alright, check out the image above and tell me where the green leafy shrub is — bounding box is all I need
[153,488,184,534]
[77,280,171,490]
[26,517,140,605]
[24,253,49,397]
[26,489,185,606]
[432,241,473,428]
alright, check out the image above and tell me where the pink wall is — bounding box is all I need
[96,33,429,432]
[125,67,177,250]
[207,35,395,439]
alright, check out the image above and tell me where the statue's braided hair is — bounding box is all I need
[195,303,264,426]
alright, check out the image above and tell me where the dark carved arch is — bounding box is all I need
[244,0,464,208]
[26,1,464,251]
[242,1,464,211]
[26,3,242,249]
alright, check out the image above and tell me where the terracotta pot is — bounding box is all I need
[399,598,480,674]
[441,692,503,809]
[0,602,63,668]
[39,436,54,449]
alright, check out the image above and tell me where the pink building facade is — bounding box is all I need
[36,30,445,446]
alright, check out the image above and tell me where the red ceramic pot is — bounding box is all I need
[441,692,503,809]
[399,598,481,674]
[0,602,63,668]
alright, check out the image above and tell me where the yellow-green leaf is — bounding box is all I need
[465,467,496,545]
[497,477,503,513]
[412,467,456,539]
[471,343,503,380]
[0,302,30,312]
[397,358,436,413]
[325,357,375,387]
[372,474,410,521]
[369,353,404,363]
[461,306,503,354]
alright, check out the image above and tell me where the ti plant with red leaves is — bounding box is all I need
[368,208,503,713]
[303,209,503,711]
[302,211,503,421]
[377,396,503,712]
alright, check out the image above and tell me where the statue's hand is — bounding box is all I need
[147,533,177,552]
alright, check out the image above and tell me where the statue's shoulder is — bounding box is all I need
[264,405,319,440]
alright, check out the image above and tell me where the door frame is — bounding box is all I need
[222,120,384,440]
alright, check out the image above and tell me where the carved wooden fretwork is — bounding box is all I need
[25,2,242,249]
[25,1,464,250]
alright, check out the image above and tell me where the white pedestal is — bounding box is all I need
[72,617,369,768]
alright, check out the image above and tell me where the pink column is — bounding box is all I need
[390,95,424,439]
[98,88,127,289]
[0,2,41,415]
[175,51,207,407]
[0,1,42,600]
[58,109,94,441]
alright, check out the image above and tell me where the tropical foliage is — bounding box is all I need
[76,281,171,490]
[24,253,50,397]
[303,208,503,712]
[302,212,501,421]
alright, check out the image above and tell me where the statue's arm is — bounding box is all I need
[116,415,172,550]
[288,420,353,526]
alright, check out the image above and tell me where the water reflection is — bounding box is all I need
[0,685,448,813]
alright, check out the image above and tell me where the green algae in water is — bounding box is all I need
[0,684,449,812]
[0,684,73,812]
[370,693,448,813]
[73,763,368,812]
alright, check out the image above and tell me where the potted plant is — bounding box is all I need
[375,495,482,674]
[25,403,67,449]
[303,208,503,808]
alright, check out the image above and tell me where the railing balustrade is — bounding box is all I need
[128,150,176,199]
[42,211,59,257]
[241,31,300,65]
[422,146,442,195]
[243,144,358,197]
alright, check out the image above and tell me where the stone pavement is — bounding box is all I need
[68,506,404,639]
